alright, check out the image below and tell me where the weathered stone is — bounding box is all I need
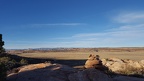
[84,54,103,70]
[7,56,144,81]
[109,62,125,72]
[68,68,113,81]
[113,76,144,81]
[139,60,144,67]
[125,60,142,68]
[7,63,77,81]
[101,58,107,65]
[103,58,144,73]
[105,61,114,67]
[109,58,124,63]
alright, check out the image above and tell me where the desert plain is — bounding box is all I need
[9,48,144,61]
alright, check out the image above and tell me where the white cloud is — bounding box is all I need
[32,23,86,27]
[6,11,144,49]
[113,12,144,23]
[6,23,144,49]
[50,23,144,47]
[17,23,86,29]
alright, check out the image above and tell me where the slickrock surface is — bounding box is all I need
[7,63,77,81]
[7,58,144,81]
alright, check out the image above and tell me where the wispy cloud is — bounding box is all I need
[113,12,144,23]
[6,23,144,49]
[73,23,144,38]
[32,23,86,27]
[49,11,144,47]
[5,11,144,49]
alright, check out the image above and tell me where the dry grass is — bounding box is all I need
[14,51,144,61]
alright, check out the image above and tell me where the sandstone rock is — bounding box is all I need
[18,63,52,72]
[132,61,142,68]
[7,63,77,81]
[105,61,114,67]
[68,68,113,81]
[103,58,144,74]
[109,62,125,72]
[101,58,107,65]
[125,60,142,68]
[113,76,144,81]
[109,58,124,63]
[7,57,144,81]
[84,54,103,69]
[139,60,144,67]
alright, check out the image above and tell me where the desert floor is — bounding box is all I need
[16,51,144,61]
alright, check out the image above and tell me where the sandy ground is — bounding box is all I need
[17,51,144,61]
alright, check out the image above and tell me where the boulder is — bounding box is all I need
[84,54,103,70]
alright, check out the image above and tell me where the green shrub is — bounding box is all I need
[0,57,11,63]
[0,57,17,70]
[20,59,28,65]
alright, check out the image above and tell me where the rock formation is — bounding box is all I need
[7,63,77,81]
[68,68,113,81]
[7,56,144,81]
[102,58,144,75]
[84,54,103,69]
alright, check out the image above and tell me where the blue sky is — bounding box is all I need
[0,0,144,49]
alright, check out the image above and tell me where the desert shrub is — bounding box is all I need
[0,57,11,63]
[0,57,18,70]
[0,62,7,81]
[20,58,28,65]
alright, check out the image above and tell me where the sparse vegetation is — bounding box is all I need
[0,57,17,70]
[20,58,28,65]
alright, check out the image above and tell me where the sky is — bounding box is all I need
[0,0,144,49]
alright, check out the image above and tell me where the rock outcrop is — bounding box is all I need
[7,63,77,81]
[84,54,104,70]
[7,58,144,81]
[7,63,113,81]
[102,58,144,74]
[69,68,113,81]
[113,76,144,81]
